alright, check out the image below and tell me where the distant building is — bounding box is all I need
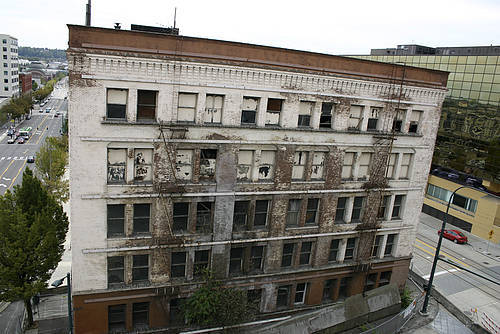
[19,72,32,94]
[0,34,19,98]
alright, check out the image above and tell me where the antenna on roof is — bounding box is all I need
[85,0,91,26]
[173,7,177,29]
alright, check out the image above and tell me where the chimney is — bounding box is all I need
[85,0,91,26]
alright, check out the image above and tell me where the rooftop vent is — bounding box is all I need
[114,23,121,30]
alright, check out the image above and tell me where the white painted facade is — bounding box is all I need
[0,34,19,98]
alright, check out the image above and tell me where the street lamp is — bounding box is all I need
[51,272,73,334]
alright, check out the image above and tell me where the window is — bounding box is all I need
[351,197,365,222]
[247,289,262,310]
[173,202,189,233]
[322,279,336,302]
[310,152,325,179]
[2,39,6,44]
[1,47,5,51]
[386,153,397,179]
[106,88,127,119]
[384,234,396,257]
[204,94,223,123]
[230,245,265,275]
[305,198,319,225]
[378,195,390,219]
[200,149,217,181]
[338,277,351,300]
[329,239,340,262]
[3,79,7,83]
[134,149,152,182]
[175,149,193,181]
[276,285,291,308]
[233,201,250,230]
[171,251,186,278]
[3,63,7,68]
[400,153,412,179]
[230,247,244,274]
[2,55,6,60]
[241,97,258,125]
[452,194,478,212]
[392,109,404,132]
[108,256,124,285]
[254,200,269,228]
[286,199,301,226]
[107,148,126,184]
[335,197,347,223]
[250,246,265,271]
[348,105,363,129]
[392,195,404,219]
[194,250,210,277]
[137,90,157,120]
[132,254,149,282]
[196,202,213,233]
[3,71,6,75]
[298,101,314,127]
[265,98,282,126]
[372,235,382,257]
[169,298,185,325]
[178,93,197,122]
[133,203,150,234]
[281,243,295,267]
[108,304,126,332]
[367,107,380,131]
[299,242,312,265]
[107,204,125,237]
[358,153,371,180]
[379,271,392,286]
[409,110,423,133]
[237,150,253,181]
[341,152,354,179]
[345,238,356,260]
[365,273,378,291]
[292,151,308,180]
[258,151,275,180]
[294,283,307,304]
[320,102,333,128]
[132,302,149,330]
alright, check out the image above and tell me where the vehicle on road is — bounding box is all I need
[19,127,32,139]
[18,137,25,144]
[7,138,15,144]
[39,109,43,113]
[45,108,51,113]
[438,229,468,244]
[27,156,35,163]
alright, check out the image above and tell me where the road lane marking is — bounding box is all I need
[423,269,460,279]
[8,160,27,190]
[0,159,16,180]
[416,239,470,267]
[27,115,49,145]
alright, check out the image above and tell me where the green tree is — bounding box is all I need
[0,169,69,327]
[32,81,38,91]
[182,270,255,328]
[35,136,69,203]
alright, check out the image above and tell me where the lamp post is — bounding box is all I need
[51,272,73,334]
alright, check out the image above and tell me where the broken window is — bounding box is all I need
[250,246,265,272]
[351,196,365,222]
[108,256,124,285]
[281,243,295,267]
[134,148,152,182]
[294,283,307,304]
[358,153,371,180]
[194,250,210,277]
[241,97,259,125]
[344,238,357,260]
[378,195,390,219]
[107,204,125,238]
[137,90,157,121]
[286,199,301,227]
[329,239,340,262]
[229,247,244,274]
[106,88,127,119]
[409,110,423,133]
[365,273,378,291]
[367,107,380,131]
[305,198,319,225]
[299,242,312,265]
[298,101,314,127]
[133,203,150,235]
[386,153,397,179]
[204,94,223,123]
[196,202,213,234]
[265,98,282,126]
[335,197,347,223]
[171,251,186,278]
[392,195,404,219]
[276,285,291,309]
[172,202,189,233]
[178,93,197,122]
[108,304,126,332]
[372,235,383,257]
[320,102,333,128]
[258,150,275,180]
[384,234,397,257]
[400,153,412,179]
[175,149,193,181]
[233,201,250,230]
[341,152,354,180]
[237,150,253,181]
[132,302,149,330]
[348,105,363,129]
[200,149,217,181]
[322,279,336,302]
[338,277,352,300]
[379,271,392,286]
[292,151,308,180]
[310,152,325,180]
[107,148,126,184]
[254,200,269,228]
[132,254,149,283]
[392,109,404,132]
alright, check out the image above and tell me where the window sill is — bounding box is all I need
[286,225,318,230]
[107,235,153,240]
[101,119,159,126]
[107,183,153,187]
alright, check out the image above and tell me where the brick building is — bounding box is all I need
[19,72,32,94]
[67,25,448,333]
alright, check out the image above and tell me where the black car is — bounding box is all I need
[27,156,35,163]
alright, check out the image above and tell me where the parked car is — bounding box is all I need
[39,109,44,113]
[27,156,35,163]
[18,137,25,144]
[438,229,468,244]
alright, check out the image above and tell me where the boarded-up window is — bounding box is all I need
[298,101,314,127]
[204,94,223,123]
[409,110,423,133]
[175,150,193,181]
[367,107,380,131]
[349,105,363,129]
[237,150,253,181]
[134,148,152,182]
[107,148,126,184]
[258,151,275,180]
[178,93,197,122]
[137,90,157,120]
[107,88,127,119]
[241,97,259,125]
[358,153,371,180]
[265,98,282,126]
[400,153,412,179]
[320,102,333,128]
[386,153,397,179]
[311,152,325,179]
[341,152,354,179]
[200,149,217,181]
[292,151,308,180]
[392,109,404,132]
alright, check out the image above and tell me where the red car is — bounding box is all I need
[438,229,468,244]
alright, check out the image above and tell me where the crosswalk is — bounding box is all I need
[0,156,32,161]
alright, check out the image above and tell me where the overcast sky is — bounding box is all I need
[1,0,499,55]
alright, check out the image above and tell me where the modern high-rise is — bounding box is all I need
[0,34,19,98]
[68,25,447,333]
